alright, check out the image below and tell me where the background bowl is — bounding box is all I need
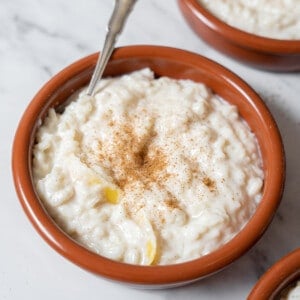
[248,248,300,299]
[178,0,300,71]
[12,45,285,288]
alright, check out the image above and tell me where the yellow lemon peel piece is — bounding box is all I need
[103,187,119,204]
[146,240,156,265]
[135,210,158,265]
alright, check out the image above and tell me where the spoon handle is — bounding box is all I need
[87,0,137,96]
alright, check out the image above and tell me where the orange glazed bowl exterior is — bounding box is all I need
[12,45,285,288]
[248,249,300,299]
[178,0,300,71]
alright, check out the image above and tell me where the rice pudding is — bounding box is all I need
[198,0,300,40]
[33,68,264,265]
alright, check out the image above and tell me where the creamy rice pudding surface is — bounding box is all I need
[33,69,264,265]
[199,0,300,40]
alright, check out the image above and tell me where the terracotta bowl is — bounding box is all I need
[178,0,300,71]
[12,45,285,288]
[248,249,300,299]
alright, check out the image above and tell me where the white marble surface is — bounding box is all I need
[1,0,299,299]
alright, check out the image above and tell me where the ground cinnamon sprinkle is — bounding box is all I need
[164,197,180,210]
[97,118,169,191]
[203,177,216,192]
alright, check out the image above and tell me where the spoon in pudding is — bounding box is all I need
[86,0,137,96]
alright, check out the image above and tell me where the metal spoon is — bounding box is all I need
[86,0,137,96]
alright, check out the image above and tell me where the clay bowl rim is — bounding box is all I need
[248,248,300,299]
[178,0,300,54]
[12,45,285,286]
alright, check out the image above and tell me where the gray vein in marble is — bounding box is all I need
[41,65,53,77]
[13,14,64,38]
[151,0,182,23]
[249,248,270,278]
[274,211,284,223]
[12,13,90,52]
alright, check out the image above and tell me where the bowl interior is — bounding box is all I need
[275,273,300,299]
[13,46,284,286]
